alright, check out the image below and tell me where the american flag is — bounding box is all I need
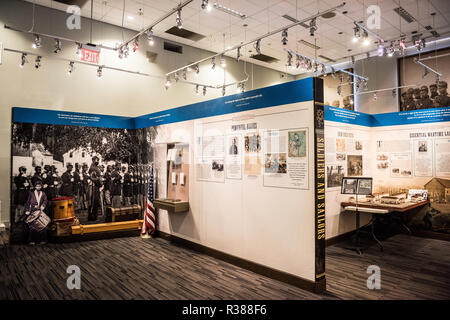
[141,166,156,235]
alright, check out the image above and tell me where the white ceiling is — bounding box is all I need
[23,0,450,74]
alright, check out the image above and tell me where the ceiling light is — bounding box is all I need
[182,69,187,80]
[174,72,180,82]
[362,31,370,46]
[286,51,293,68]
[337,85,342,96]
[309,18,317,37]
[377,44,386,56]
[35,56,41,69]
[133,39,139,52]
[254,39,261,55]
[388,41,395,57]
[176,9,183,29]
[19,53,27,68]
[97,66,103,79]
[194,64,200,76]
[203,86,207,96]
[222,86,226,96]
[213,3,247,19]
[165,76,171,89]
[220,54,226,68]
[76,43,82,58]
[54,39,62,53]
[68,61,74,75]
[237,46,241,61]
[195,84,200,95]
[32,34,41,49]
[352,27,360,43]
[281,29,288,46]
[201,0,212,11]
[351,56,355,64]
[373,92,377,101]
[146,29,154,46]
[398,38,406,55]
[211,57,216,70]
[127,16,134,20]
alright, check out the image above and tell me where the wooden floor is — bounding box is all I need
[0,233,449,300]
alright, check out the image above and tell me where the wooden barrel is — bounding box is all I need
[52,197,75,222]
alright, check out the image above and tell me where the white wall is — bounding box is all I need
[0,0,293,225]
[154,101,317,282]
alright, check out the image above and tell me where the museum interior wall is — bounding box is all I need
[0,0,294,226]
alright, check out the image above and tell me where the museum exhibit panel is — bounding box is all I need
[1,0,450,303]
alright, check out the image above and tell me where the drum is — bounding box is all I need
[52,197,75,222]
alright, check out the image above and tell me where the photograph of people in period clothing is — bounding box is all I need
[288,130,306,158]
[347,155,363,176]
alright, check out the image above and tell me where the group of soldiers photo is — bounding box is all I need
[400,81,450,111]
[13,157,152,225]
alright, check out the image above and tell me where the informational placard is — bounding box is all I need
[225,134,242,180]
[413,139,433,177]
[435,138,450,176]
[244,131,262,175]
[196,135,225,182]
[263,129,309,189]
[390,152,412,178]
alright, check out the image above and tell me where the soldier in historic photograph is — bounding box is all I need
[60,163,74,197]
[403,88,416,111]
[13,166,31,223]
[434,81,450,108]
[73,163,82,212]
[417,86,434,109]
[413,88,421,106]
[103,164,112,206]
[122,165,132,206]
[429,83,438,100]
[31,166,43,188]
[88,156,103,221]
[81,163,91,211]
[111,162,122,208]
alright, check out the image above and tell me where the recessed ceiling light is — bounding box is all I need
[127,16,134,20]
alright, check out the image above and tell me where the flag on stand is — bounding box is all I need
[141,166,156,235]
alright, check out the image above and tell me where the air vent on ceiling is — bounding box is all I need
[298,39,321,50]
[165,26,206,42]
[393,7,415,23]
[164,42,183,54]
[318,55,335,63]
[250,53,279,63]
[282,14,309,28]
[54,0,89,5]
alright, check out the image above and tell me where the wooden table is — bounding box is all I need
[340,200,429,254]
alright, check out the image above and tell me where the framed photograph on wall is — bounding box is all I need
[398,48,450,111]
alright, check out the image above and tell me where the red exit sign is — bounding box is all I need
[80,44,100,64]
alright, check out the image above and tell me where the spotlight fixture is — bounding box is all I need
[339,73,344,83]
[254,39,261,55]
[34,56,41,69]
[203,86,207,96]
[176,9,183,29]
[309,18,317,37]
[133,38,139,52]
[331,67,336,78]
[165,76,171,89]
[362,30,370,46]
[182,69,187,80]
[146,28,155,46]
[237,46,241,61]
[194,64,200,76]
[19,53,27,68]
[211,57,216,70]
[398,38,406,55]
[351,56,355,64]
[281,29,288,46]
[32,34,41,49]
[201,0,212,11]
[97,66,103,78]
[222,86,226,96]
[373,92,377,101]
[286,51,293,68]
[174,72,180,82]
[76,43,82,58]
[123,44,129,58]
[67,61,74,75]
[195,84,200,95]
[54,39,62,53]
[337,85,342,96]
[388,41,395,57]
[377,44,386,57]
[237,83,245,93]
[220,54,226,68]
[296,55,301,69]
[355,78,361,92]
[422,67,429,78]
[362,79,368,90]
[415,38,426,51]
[352,26,360,43]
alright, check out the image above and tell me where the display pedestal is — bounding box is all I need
[154,198,189,213]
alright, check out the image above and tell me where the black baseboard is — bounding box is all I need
[155,230,325,294]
